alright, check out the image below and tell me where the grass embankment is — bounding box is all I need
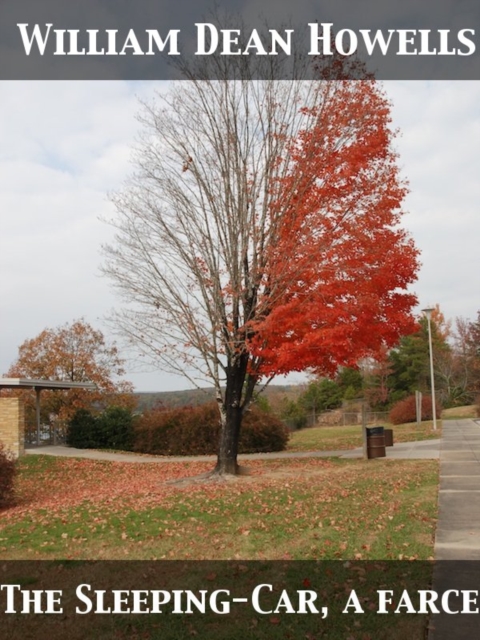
[0,454,437,561]
[287,420,440,453]
[441,405,477,420]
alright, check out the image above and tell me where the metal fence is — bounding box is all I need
[342,411,389,426]
[25,420,67,446]
[282,409,390,430]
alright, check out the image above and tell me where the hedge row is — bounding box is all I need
[389,394,441,425]
[134,402,289,456]
[66,402,289,455]
[0,444,16,508]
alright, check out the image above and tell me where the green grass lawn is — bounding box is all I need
[287,420,441,453]
[0,454,439,639]
[1,455,437,561]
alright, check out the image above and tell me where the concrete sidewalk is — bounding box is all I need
[434,418,480,560]
[428,419,480,640]
[341,437,441,460]
[25,436,441,463]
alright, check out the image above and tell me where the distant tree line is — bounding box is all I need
[3,306,478,442]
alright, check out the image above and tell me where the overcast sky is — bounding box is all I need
[0,80,479,392]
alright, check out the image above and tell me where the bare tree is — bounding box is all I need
[102,77,316,472]
[102,64,418,475]
[448,315,480,405]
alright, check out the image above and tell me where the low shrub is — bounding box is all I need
[97,406,135,451]
[241,409,290,452]
[0,443,16,508]
[134,404,218,456]
[134,402,289,456]
[66,409,98,449]
[66,406,135,450]
[389,394,441,426]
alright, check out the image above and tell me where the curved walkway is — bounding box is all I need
[25,437,441,463]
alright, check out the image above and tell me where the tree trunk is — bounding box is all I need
[215,402,243,475]
[214,354,250,475]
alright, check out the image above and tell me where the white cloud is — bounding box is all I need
[0,80,478,391]
[385,81,480,324]
[0,81,159,387]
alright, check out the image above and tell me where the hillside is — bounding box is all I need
[134,384,303,413]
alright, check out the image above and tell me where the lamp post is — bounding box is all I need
[422,307,437,431]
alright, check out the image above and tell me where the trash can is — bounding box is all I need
[366,426,386,459]
[384,428,394,447]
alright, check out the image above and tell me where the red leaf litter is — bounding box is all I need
[3,458,211,522]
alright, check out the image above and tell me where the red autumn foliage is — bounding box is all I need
[389,395,441,425]
[249,80,419,378]
[5,319,135,430]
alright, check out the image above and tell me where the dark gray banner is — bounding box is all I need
[2,561,480,638]
[0,0,479,80]
[0,560,433,639]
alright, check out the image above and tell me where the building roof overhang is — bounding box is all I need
[0,378,96,391]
